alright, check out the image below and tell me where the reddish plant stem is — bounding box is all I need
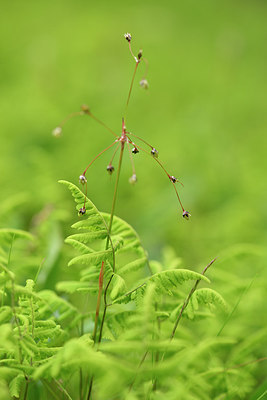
[92,261,105,343]
[83,141,118,175]
[88,112,118,138]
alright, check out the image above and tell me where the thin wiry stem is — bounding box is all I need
[107,282,147,307]
[88,142,125,400]
[171,181,185,212]
[105,142,125,248]
[141,57,149,80]
[54,379,73,400]
[23,379,29,400]
[128,42,137,61]
[108,142,120,166]
[170,258,217,340]
[127,141,136,175]
[92,261,105,343]
[130,258,216,392]
[133,141,183,186]
[88,112,118,138]
[42,380,61,400]
[127,131,154,149]
[83,141,118,175]
[217,273,257,337]
[124,63,139,118]
[97,277,113,344]
[59,111,84,128]
[131,141,185,211]
[82,140,118,210]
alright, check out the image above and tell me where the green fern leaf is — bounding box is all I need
[0,306,12,324]
[110,275,127,300]
[67,231,108,244]
[68,249,113,267]
[65,238,94,254]
[56,280,92,294]
[0,228,34,242]
[192,288,228,312]
[149,269,210,295]
[119,257,147,275]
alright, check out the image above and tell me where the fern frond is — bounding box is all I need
[192,288,228,311]
[119,257,147,275]
[65,238,94,254]
[56,280,94,294]
[0,228,34,242]
[68,249,113,267]
[0,306,12,324]
[9,373,25,398]
[110,275,127,300]
[149,269,210,295]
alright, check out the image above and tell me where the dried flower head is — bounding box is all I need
[79,206,86,216]
[52,127,62,137]
[169,176,177,183]
[151,148,159,158]
[79,175,87,185]
[129,174,137,184]
[182,211,191,220]
[81,104,90,114]
[132,147,139,154]
[124,33,132,42]
[107,164,115,175]
[139,79,149,89]
[137,49,143,60]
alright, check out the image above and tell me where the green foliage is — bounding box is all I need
[0,182,266,399]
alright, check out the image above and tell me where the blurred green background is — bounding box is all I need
[0,0,266,266]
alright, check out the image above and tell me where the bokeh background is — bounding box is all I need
[1,2,266,290]
[1,0,267,396]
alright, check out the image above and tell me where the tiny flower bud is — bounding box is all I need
[140,79,149,89]
[79,207,86,216]
[129,174,137,184]
[107,164,114,175]
[169,175,177,183]
[124,33,132,42]
[79,175,87,185]
[81,104,90,114]
[132,147,139,154]
[182,211,191,220]
[52,127,62,137]
[151,148,159,158]
[137,49,143,60]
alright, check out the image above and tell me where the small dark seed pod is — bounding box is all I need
[79,207,86,216]
[137,49,143,60]
[107,164,115,174]
[170,175,177,183]
[151,148,159,158]
[124,33,132,42]
[81,104,90,113]
[79,175,87,185]
[182,211,191,220]
[132,147,139,154]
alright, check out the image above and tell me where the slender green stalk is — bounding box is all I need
[23,380,29,400]
[124,63,139,119]
[54,379,73,400]
[92,262,105,342]
[170,257,216,340]
[105,143,124,249]
[217,273,257,337]
[42,380,61,400]
[87,143,125,400]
